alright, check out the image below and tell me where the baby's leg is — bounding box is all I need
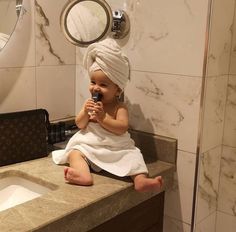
[64,150,93,186]
[132,174,163,193]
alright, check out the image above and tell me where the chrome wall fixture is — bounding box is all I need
[111,10,130,39]
[16,0,23,17]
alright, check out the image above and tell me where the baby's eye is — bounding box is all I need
[90,80,96,85]
[100,83,107,87]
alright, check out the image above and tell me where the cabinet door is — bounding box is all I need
[89,191,165,232]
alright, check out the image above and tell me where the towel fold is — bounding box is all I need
[83,38,130,90]
[52,122,148,177]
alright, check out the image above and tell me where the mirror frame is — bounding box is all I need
[60,0,112,47]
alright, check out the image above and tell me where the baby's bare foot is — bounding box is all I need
[64,167,69,179]
[64,167,93,186]
[134,175,163,193]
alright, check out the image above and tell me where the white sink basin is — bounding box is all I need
[0,174,53,212]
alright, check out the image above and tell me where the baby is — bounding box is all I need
[52,38,163,192]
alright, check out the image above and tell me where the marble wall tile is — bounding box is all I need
[218,146,236,216]
[75,47,86,65]
[163,215,191,232]
[206,0,235,77]
[195,146,221,223]
[0,0,77,121]
[216,211,236,232]
[125,71,202,153]
[35,0,75,66]
[195,212,216,232]
[164,150,196,224]
[36,65,75,120]
[200,1,236,231]
[75,64,90,113]
[201,75,228,152]
[107,0,209,76]
[0,0,35,67]
[105,0,127,10]
[223,75,236,147]
[0,67,36,112]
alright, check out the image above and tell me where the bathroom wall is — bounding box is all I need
[216,0,236,230]
[0,0,220,231]
[0,0,76,121]
[194,0,236,231]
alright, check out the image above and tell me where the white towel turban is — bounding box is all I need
[83,38,130,90]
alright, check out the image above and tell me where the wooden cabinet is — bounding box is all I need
[89,191,164,232]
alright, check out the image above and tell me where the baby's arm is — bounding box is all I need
[75,99,95,129]
[96,104,129,135]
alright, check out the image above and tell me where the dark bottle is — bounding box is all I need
[92,92,103,102]
[89,92,103,117]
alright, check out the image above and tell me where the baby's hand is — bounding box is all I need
[91,101,105,122]
[84,99,95,115]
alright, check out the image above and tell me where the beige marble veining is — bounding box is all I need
[0,155,174,232]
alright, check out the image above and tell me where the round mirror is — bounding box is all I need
[60,0,112,47]
[0,0,23,51]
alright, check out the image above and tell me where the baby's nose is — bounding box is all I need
[94,85,101,91]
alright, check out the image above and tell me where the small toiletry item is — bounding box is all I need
[92,92,103,102]
[89,92,103,117]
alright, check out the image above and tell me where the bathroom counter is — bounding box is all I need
[0,129,177,231]
[0,155,174,232]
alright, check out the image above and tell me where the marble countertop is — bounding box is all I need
[0,155,175,232]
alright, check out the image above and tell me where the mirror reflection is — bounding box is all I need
[61,0,112,47]
[0,0,23,50]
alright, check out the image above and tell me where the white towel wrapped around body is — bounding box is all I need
[52,122,148,177]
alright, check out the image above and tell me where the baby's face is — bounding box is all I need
[89,70,120,103]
